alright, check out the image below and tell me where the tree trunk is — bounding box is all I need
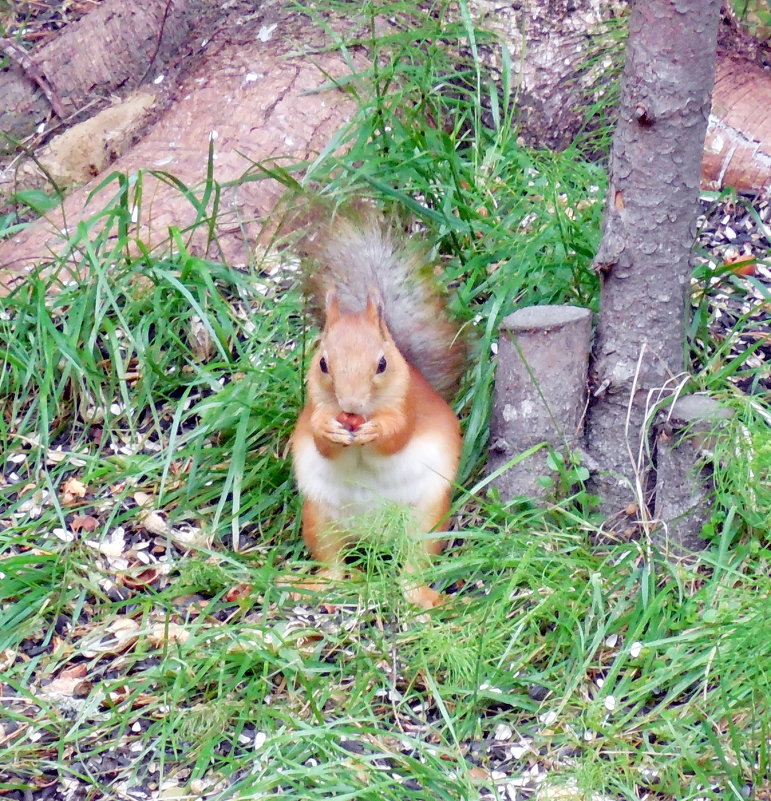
[0,0,201,144]
[584,0,721,526]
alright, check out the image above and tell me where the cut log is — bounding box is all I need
[0,0,201,143]
[0,6,359,286]
[702,55,771,195]
[487,305,592,501]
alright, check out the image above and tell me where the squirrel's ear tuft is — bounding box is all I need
[365,291,389,338]
[325,291,341,325]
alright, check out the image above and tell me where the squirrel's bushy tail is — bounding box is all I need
[299,210,466,400]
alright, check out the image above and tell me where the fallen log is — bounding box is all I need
[0,0,201,143]
[0,5,359,286]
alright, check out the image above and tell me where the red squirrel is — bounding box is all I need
[291,213,465,608]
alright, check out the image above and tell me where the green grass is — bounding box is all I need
[0,2,769,799]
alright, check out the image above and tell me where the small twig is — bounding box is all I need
[1,130,65,201]
[139,0,174,85]
[0,36,67,119]
[0,721,28,749]
[623,347,692,546]
[624,344,651,530]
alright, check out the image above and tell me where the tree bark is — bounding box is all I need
[467,0,627,149]
[584,0,721,526]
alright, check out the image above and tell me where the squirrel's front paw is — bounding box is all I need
[321,418,355,446]
[403,583,444,609]
[350,420,379,444]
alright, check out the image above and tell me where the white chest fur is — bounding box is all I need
[293,432,454,515]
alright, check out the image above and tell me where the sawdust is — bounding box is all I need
[12,89,160,190]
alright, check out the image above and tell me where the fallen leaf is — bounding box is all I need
[468,766,490,783]
[40,673,92,699]
[224,584,252,602]
[70,515,99,533]
[724,255,757,276]
[62,478,88,504]
[189,316,214,361]
[147,621,190,647]
[59,664,88,679]
[102,685,160,709]
[81,617,140,657]
[120,567,163,589]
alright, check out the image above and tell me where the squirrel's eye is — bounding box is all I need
[376,356,387,374]
[319,356,328,374]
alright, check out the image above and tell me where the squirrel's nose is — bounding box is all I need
[337,398,366,415]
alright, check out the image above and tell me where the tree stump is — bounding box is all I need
[653,394,734,555]
[487,305,592,501]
